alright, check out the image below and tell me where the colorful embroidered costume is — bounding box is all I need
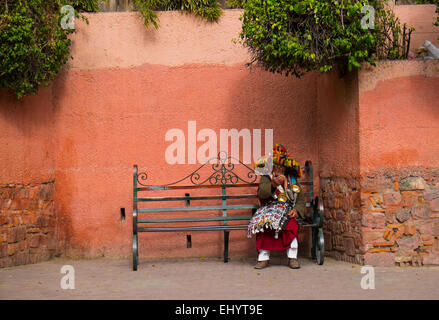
[248,144,306,267]
[248,174,306,250]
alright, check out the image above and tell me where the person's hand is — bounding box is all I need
[272,174,286,187]
[288,209,298,219]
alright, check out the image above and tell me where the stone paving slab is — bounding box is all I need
[1,256,439,300]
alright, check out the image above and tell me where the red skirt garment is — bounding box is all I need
[255,218,299,251]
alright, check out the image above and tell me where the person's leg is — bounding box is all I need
[287,238,300,269]
[287,238,298,259]
[258,249,270,261]
[255,250,270,269]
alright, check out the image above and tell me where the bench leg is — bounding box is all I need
[224,231,229,263]
[133,233,138,271]
[317,227,325,265]
[311,226,317,260]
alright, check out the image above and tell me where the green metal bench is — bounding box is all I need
[132,152,324,271]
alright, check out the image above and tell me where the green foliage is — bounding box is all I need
[133,0,222,28]
[0,0,99,99]
[239,0,415,78]
[434,0,439,29]
[0,0,224,99]
[395,0,435,4]
[0,0,77,99]
[226,0,247,8]
[66,0,100,12]
[373,3,414,60]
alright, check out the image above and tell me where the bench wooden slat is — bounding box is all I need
[136,194,258,202]
[137,182,312,191]
[138,216,252,223]
[138,225,248,232]
[138,204,259,213]
[137,183,258,191]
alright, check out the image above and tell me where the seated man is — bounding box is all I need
[247,143,306,269]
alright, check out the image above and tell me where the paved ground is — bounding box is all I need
[1,255,439,300]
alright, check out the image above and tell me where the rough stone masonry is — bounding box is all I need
[322,167,439,266]
[0,182,56,268]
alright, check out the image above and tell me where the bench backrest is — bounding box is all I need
[133,153,314,232]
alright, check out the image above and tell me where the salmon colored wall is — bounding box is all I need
[358,60,439,172]
[0,88,55,185]
[315,4,439,179]
[315,60,439,265]
[51,64,317,258]
[0,11,318,259]
[67,11,249,69]
[1,7,439,261]
[357,60,439,266]
[393,4,439,51]
[316,69,360,179]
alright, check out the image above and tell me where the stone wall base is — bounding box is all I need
[321,177,364,264]
[322,168,439,266]
[0,182,56,268]
[361,168,439,266]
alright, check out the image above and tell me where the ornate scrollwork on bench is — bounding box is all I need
[136,151,258,187]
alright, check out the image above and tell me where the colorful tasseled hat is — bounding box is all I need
[272,143,302,177]
[255,143,302,177]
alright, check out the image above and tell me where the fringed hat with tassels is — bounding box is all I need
[255,143,302,178]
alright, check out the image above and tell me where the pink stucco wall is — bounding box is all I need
[1,7,439,263]
[393,4,439,51]
[0,87,55,185]
[358,60,439,172]
[358,60,439,266]
[51,64,317,258]
[317,69,360,179]
[302,4,439,179]
[1,11,318,259]
[67,11,249,69]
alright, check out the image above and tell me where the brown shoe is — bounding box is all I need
[254,260,269,269]
[288,258,300,269]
